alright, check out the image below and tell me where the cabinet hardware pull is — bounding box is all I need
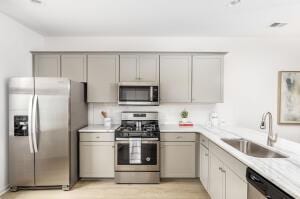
[176,136,182,139]
[96,136,100,138]
[205,153,208,156]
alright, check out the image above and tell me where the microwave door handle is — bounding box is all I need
[150,86,153,102]
[28,95,34,154]
[32,95,39,153]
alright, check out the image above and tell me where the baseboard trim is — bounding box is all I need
[0,186,9,196]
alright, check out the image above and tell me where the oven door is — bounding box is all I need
[118,83,159,106]
[115,140,160,171]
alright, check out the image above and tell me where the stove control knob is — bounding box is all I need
[146,157,151,162]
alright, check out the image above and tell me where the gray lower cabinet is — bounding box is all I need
[199,144,209,190]
[208,142,247,199]
[79,133,115,178]
[61,54,87,82]
[34,54,61,77]
[160,133,196,178]
[119,54,159,82]
[160,55,192,102]
[87,55,119,102]
[192,55,224,103]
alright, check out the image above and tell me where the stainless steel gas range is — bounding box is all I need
[115,111,160,184]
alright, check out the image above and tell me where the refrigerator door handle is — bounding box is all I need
[32,95,39,153]
[28,95,34,153]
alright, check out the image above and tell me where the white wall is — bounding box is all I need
[0,13,44,193]
[44,36,300,143]
[88,103,217,125]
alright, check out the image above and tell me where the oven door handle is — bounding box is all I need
[115,140,159,144]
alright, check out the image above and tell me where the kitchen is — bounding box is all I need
[1,0,300,199]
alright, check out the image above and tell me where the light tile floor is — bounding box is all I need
[1,179,210,199]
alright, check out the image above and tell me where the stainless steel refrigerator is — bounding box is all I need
[8,77,88,191]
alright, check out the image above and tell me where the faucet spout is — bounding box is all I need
[260,112,277,147]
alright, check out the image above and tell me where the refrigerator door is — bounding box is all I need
[34,78,70,186]
[8,77,35,186]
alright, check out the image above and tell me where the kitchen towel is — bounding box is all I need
[129,137,142,164]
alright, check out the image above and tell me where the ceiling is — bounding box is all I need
[1,0,300,37]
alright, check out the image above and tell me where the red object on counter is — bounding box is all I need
[179,122,194,127]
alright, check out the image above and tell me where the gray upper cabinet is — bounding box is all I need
[34,54,61,77]
[61,54,87,82]
[119,55,138,82]
[192,55,224,103]
[119,54,159,82]
[160,55,192,102]
[87,55,119,102]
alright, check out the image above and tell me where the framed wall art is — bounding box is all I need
[278,71,300,124]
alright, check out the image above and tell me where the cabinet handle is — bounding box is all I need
[205,153,208,157]
[219,167,222,171]
[176,136,183,139]
[112,145,115,148]
[96,136,100,139]
[202,139,206,142]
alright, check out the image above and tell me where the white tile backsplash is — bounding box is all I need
[89,103,216,125]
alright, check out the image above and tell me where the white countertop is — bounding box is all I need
[78,124,300,198]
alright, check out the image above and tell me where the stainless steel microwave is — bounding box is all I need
[118,82,159,106]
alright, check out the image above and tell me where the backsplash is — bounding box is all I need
[88,103,217,125]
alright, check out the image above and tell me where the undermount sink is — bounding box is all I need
[221,138,288,158]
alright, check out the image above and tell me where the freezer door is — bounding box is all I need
[34,78,70,186]
[8,78,35,186]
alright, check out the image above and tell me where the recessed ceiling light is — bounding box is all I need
[31,0,42,4]
[230,0,241,6]
[270,23,288,28]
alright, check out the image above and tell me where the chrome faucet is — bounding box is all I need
[260,112,277,147]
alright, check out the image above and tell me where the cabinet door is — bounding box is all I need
[160,142,195,178]
[225,166,247,199]
[119,55,138,82]
[87,55,119,102]
[80,142,114,178]
[34,54,61,77]
[139,55,159,82]
[209,153,225,199]
[192,55,223,103]
[160,55,192,102]
[200,145,209,190]
[61,54,86,82]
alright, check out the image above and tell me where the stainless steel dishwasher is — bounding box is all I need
[246,168,294,199]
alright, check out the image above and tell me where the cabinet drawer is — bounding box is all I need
[199,135,209,148]
[209,141,247,182]
[80,133,114,142]
[160,133,196,142]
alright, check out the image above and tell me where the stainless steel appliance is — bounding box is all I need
[115,111,160,183]
[118,82,159,106]
[247,168,294,199]
[8,77,88,191]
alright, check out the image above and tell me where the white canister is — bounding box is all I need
[104,118,112,127]
[210,112,219,127]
